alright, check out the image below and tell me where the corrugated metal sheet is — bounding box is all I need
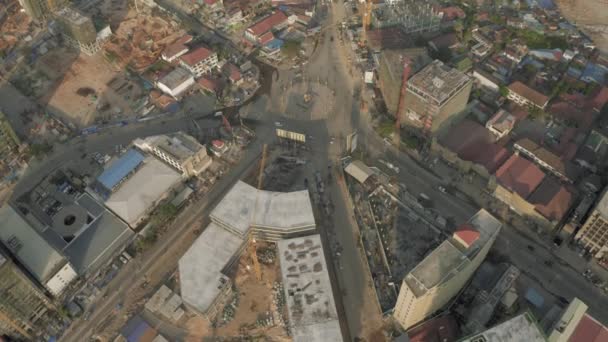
[97,149,145,190]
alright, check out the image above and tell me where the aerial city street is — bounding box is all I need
[1,0,608,341]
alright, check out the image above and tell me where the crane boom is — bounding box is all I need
[248,144,267,281]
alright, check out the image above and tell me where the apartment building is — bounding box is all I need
[393,209,501,330]
[18,0,68,21]
[134,132,212,178]
[0,110,21,163]
[507,81,549,109]
[0,252,54,340]
[575,188,608,258]
[179,47,218,77]
[56,7,108,56]
[400,60,472,135]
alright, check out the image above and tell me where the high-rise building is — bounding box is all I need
[0,251,54,340]
[400,60,472,135]
[393,209,501,330]
[18,0,68,21]
[55,7,102,55]
[574,188,608,258]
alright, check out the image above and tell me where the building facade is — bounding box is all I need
[56,7,105,55]
[134,132,212,178]
[0,253,54,340]
[507,81,549,109]
[393,209,501,330]
[0,111,21,162]
[18,0,67,21]
[179,47,218,77]
[401,60,472,135]
[575,189,608,258]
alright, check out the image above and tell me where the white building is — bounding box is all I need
[179,47,218,77]
[507,81,549,109]
[393,209,501,330]
[134,132,212,178]
[156,67,195,99]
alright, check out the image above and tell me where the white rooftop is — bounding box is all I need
[179,222,244,314]
[344,160,374,184]
[460,312,546,342]
[405,209,502,297]
[278,234,343,342]
[210,181,315,237]
[104,157,181,227]
[594,188,608,219]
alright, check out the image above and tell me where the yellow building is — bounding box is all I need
[393,209,501,330]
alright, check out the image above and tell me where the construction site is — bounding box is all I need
[99,5,188,72]
[344,161,451,313]
[0,1,34,54]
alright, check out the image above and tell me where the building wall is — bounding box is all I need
[0,259,53,339]
[0,111,21,160]
[394,228,499,330]
[180,53,219,77]
[157,77,195,99]
[401,81,472,134]
[493,184,554,230]
[430,139,492,179]
[575,211,608,258]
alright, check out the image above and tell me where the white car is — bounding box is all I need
[275,122,282,127]
[438,186,447,193]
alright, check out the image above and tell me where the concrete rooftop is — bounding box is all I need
[407,60,471,106]
[459,312,546,342]
[278,234,343,342]
[210,181,315,237]
[179,222,244,314]
[405,209,501,297]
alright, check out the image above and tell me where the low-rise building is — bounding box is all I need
[507,81,549,109]
[134,132,212,178]
[92,149,182,228]
[161,35,193,62]
[514,138,578,183]
[244,11,288,44]
[459,312,546,342]
[156,67,195,99]
[547,297,608,342]
[179,47,219,77]
[393,209,501,330]
[486,109,516,140]
[278,235,343,341]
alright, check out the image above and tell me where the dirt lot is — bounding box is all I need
[37,50,145,128]
[185,242,291,341]
[554,0,608,52]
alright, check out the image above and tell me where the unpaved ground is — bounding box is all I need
[554,0,608,52]
[41,53,122,127]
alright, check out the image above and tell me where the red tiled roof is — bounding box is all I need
[204,0,218,4]
[508,81,549,108]
[528,178,576,222]
[438,6,466,21]
[197,77,221,93]
[569,314,608,342]
[454,224,480,247]
[225,63,241,82]
[495,154,546,199]
[162,35,193,60]
[439,120,512,174]
[408,315,460,342]
[246,11,287,37]
[258,31,275,45]
[180,47,213,66]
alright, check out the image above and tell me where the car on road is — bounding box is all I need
[274,121,282,127]
[438,186,447,193]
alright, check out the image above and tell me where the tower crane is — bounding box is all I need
[394,58,412,145]
[246,144,267,281]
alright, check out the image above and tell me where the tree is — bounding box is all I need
[499,85,509,97]
[528,105,546,121]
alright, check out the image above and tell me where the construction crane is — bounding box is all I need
[360,0,373,46]
[394,58,412,146]
[246,144,267,281]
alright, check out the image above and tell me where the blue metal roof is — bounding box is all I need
[97,149,144,190]
[265,38,284,50]
[525,288,545,308]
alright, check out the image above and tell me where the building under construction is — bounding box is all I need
[399,59,472,135]
[55,7,107,55]
[0,251,54,340]
[371,0,441,34]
